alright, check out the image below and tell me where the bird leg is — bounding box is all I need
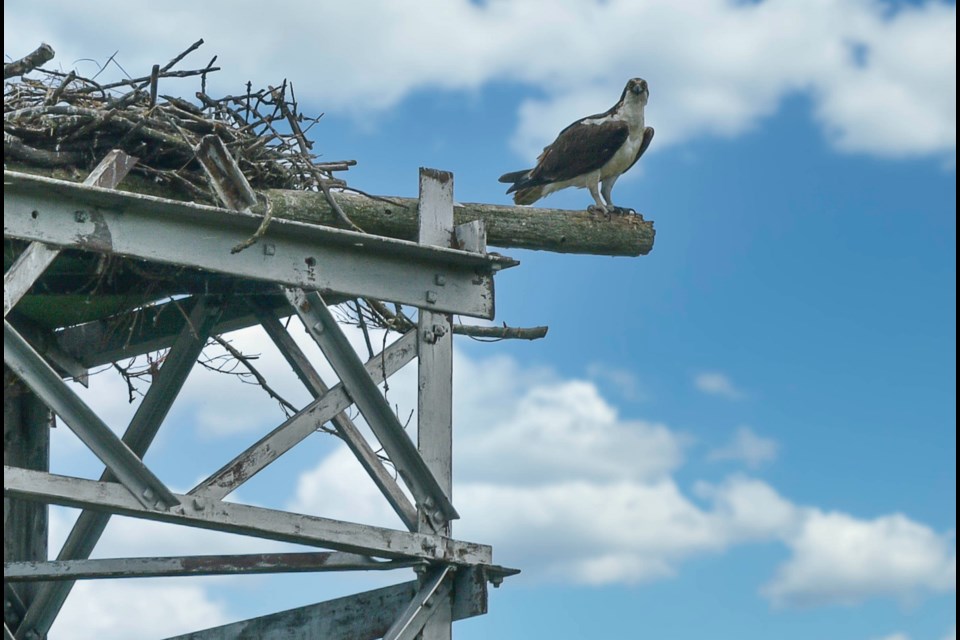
[601,178,634,215]
[587,183,612,215]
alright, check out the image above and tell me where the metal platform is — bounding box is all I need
[4,163,519,640]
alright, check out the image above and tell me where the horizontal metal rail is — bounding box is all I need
[4,552,420,582]
[4,467,492,565]
[4,171,513,318]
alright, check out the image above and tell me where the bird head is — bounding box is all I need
[624,77,649,106]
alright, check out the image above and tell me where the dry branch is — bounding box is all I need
[4,43,55,79]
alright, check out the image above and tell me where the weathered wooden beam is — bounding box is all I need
[5,163,655,257]
[267,189,655,257]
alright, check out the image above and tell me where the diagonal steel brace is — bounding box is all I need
[284,287,458,523]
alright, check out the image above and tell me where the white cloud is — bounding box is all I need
[709,426,779,468]
[457,379,684,485]
[38,316,956,615]
[763,511,957,607]
[290,346,954,605]
[694,371,745,399]
[50,580,230,640]
[3,0,954,163]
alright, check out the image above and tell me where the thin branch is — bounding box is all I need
[209,335,298,415]
[454,324,549,341]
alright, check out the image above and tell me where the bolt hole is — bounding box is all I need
[31,210,39,219]
[304,257,317,267]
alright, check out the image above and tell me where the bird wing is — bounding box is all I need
[624,126,655,173]
[528,119,630,184]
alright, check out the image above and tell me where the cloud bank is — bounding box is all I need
[4,0,955,161]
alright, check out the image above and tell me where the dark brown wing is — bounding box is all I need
[624,126,654,173]
[529,119,629,184]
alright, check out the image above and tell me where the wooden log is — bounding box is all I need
[266,189,655,257]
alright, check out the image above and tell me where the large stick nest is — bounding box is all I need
[4,40,355,204]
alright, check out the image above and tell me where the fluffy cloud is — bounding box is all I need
[763,511,957,607]
[3,0,954,161]
[51,321,956,614]
[289,346,953,605]
[694,371,745,399]
[709,426,779,468]
[50,580,230,640]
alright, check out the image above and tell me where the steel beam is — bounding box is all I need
[7,316,89,385]
[285,288,458,524]
[4,151,136,319]
[3,242,60,317]
[4,552,419,582]
[162,575,491,640]
[190,329,417,501]
[416,169,458,639]
[254,302,419,530]
[4,467,493,565]
[3,321,177,511]
[15,297,225,640]
[384,566,454,640]
[4,171,511,318]
[53,294,294,367]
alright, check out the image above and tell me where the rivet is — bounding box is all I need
[434,274,446,286]
[425,291,438,304]
[263,243,276,256]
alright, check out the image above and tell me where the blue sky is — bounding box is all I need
[5,1,956,639]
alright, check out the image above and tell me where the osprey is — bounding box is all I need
[499,77,654,214]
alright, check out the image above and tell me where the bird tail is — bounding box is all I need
[513,186,544,206]
[498,169,530,184]
[500,168,546,204]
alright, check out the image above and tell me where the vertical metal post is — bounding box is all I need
[3,369,51,630]
[416,168,456,640]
